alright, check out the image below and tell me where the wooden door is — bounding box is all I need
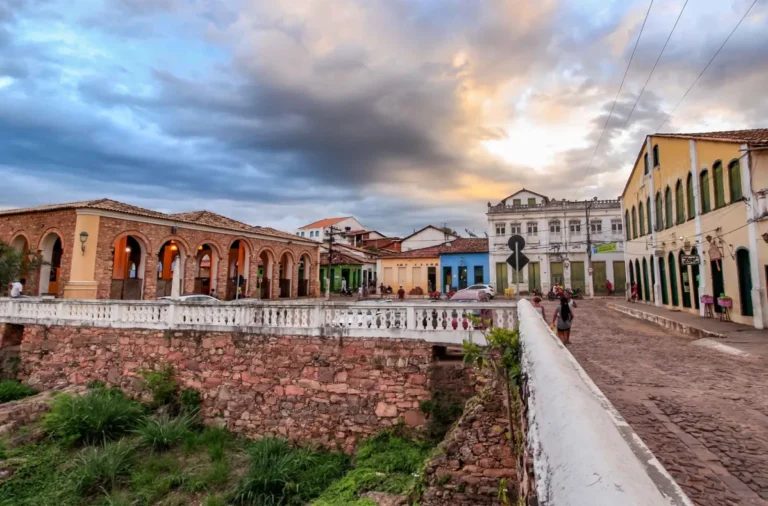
[570,261,585,292]
[613,261,626,294]
[592,261,607,294]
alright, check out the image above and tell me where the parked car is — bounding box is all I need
[465,283,495,298]
[449,290,493,329]
[158,295,220,303]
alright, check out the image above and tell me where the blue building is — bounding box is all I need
[437,238,490,292]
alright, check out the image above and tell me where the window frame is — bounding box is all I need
[655,192,663,231]
[728,159,743,202]
[675,180,685,224]
[549,220,561,233]
[713,161,725,209]
[527,198,536,206]
[664,186,673,230]
[652,144,660,167]
[526,222,538,235]
[569,220,581,234]
[611,220,623,234]
[643,153,649,175]
[512,198,521,206]
[700,170,711,214]
[510,222,522,235]
[686,173,695,220]
[638,201,645,236]
[495,223,506,236]
[631,207,637,239]
[590,220,602,233]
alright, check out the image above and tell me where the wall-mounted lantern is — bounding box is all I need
[79,231,89,254]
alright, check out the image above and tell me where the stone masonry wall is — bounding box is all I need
[17,325,460,452]
[0,385,87,438]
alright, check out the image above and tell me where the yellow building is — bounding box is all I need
[377,245,441,293]
[621,129,768,328]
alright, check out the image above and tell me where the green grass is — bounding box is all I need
[71,440,136,495]
[312,429,434,506]
[137,413,196,451]
[44,389,145,445]
[231,438,349,505]
[0,380,36,404]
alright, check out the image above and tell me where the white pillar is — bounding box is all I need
[648,136,662,306]
[742,144,766,329]
[690,140,708,316]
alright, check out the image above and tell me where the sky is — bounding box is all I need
[1,0,767,237]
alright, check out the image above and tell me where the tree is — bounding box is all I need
[0,241,44,295]
[439,226,458,236]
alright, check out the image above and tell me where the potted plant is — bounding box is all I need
[700,294,714,304]
[717,295,733,308]
[428,291,442,300]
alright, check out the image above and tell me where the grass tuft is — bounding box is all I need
[43,389,145,445]
[0,380,36,404]
[137,413,196,451]
[70,440,135,496]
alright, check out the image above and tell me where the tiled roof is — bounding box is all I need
[401,225,458,242]
[437,238,489,254]
[335,243,382,257]
[379,244,443,259]
[655,128,768,144]
[320,251,363,265]
[298,217,351,230]
[0,199,314,243]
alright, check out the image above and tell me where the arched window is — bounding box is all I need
[675,180,685,224]
[686,173,695,219]
[700,170,711,214]
[631,207,637,239]
[646,197,652,234]
[653,144,660,167]
[729,159,743,202]
[643,153,649,175]
[655,192,663,231]
[713,161,725,209]
[625,210,630,240]
[638,201,645,236]
[664,186,673,230]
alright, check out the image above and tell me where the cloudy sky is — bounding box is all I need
[1,0,766,236]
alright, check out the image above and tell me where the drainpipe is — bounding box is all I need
[741,144,765,329]
[690,140,707,317]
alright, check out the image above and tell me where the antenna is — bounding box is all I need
[465,228,477,238]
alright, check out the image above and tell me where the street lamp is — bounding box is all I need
[79,231,89,254]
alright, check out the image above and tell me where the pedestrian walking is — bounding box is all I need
[397,285,405,300]
[606,279,613,295]
[532,296,546,321]
[631,282,638,302]
[552,295,574,345]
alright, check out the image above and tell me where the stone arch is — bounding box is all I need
[193,241,222,296]
[110,232,149,300]
[38,229,64,296]
[256,246,277,299]
[226,238,252,300]
[298,251,313,296]
[112,230,154,257]
[10,231,31,251]
[156,238,188,298]
[156,235,191,256]
[278,249,296,298]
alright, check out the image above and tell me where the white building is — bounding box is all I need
[400,225,458,252]
[487,189,626,296]
[294,217,365,245]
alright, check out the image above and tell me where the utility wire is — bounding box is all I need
[622,0,689,131]
[656,0,759,132]
[588,0,655,168]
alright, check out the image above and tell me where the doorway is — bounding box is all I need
[110,235,144,300]
[736,249,753,316]
[668,253,679,306]
[550,262,564,287]
[443,266,453,292]
[458,266,468,289]
[527,263,541,292]
[39,233,63,296]
[570,261,585,292]
[659,257,668,305]
[642,258,650,302]
[613,261,626,294]
[634,260,643,300]
[678,252,691,308]
[690,248,700,309]
[495,263,507,293]
[427,266,437,293]
[711,259,724,313]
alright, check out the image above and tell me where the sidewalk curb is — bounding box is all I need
[609,304,728,340]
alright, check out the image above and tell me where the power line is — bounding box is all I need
[656,0,759,132]
[622,0,689,131]
[589,0,655,168]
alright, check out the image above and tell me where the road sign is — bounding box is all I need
[680,255,700,265]
[506,235,529,271]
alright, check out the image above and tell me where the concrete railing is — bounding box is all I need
[517,300,693,506]
[0,298,517,345]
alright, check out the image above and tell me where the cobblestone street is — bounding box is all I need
[549,299,768,506]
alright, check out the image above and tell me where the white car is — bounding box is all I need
[158,295,220,303]
[466,284,495,298]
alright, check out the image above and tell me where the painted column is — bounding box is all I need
[648,136,662,306]
[741,144,766,329]
[690,140,708,316]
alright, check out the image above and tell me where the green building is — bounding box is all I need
[320,251,363,293]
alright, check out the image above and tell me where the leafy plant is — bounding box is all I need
[43,389,145,445]
[419,391,464,442]
[137,413,196,451]
[139,364,177,408]
[70,440,135,495]
[0,240,46,295]
[0,380,36,404]
[179,388,201,413]
[231,438,348,505]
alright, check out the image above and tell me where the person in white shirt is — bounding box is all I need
[10,280,23,298]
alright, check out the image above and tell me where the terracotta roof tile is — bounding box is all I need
[655,128,768,144]
[437,238,489,254]
[320,251,363,265]
[298,217,352,229]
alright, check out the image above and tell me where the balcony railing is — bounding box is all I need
[0,299,518,345]
[488,199,620,214]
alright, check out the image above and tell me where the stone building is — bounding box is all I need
[0,199,320,300]
[487,189,626,296]
[621,129,768,328]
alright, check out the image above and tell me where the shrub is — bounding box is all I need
[0,380,36,404]
[179,388,201,413]
[231,438,348,505]
[139,364,177,408]
[183,426,232,461]
[70,440,135,495]
[43,389,145,445]
[137,413,196,451]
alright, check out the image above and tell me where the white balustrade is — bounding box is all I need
[0,298,516,344]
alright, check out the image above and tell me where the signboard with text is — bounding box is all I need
[680,255,700,265]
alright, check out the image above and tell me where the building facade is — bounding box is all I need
[487,189,625,295]
[621,129,768,328]
[377,245,441,293]
[0,199,320,300]
[294,217,365,244]
[400,226,457,252]
[437,238,489,292]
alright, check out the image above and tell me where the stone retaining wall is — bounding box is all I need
[17,324,474,452]
[0,385,86,437]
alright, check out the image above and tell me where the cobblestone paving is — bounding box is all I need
[552,300,768,506]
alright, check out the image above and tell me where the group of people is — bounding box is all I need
[531,292,575,345]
